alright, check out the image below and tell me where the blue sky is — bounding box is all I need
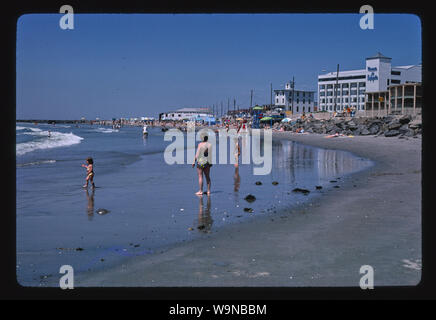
[16,13,421,119]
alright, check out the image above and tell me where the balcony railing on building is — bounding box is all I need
[364,82,422,117]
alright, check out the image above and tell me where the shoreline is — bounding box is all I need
[72,132,421,287]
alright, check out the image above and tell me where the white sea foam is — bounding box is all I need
[16,130,83,156]
[16,160,56,167]
[16,126,42,133]
[96,127,119,133]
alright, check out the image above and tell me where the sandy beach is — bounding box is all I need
[71,132,421,288]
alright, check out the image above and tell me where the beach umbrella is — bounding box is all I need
[281,118,292,122]
[260,117,273,121]
[236,118,244,121]
[260,116,274,127]
[253,106,263,111]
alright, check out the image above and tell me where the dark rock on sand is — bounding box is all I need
[368,125,380,135]
[292,188,310,195]
[244,194,256,203]
[388,121,402,130]
[244,208,254,213]
[255,181,262,185]
[315,186,323,190]
[384,130,400,137]
[360,128,370,136]
[272,181,279,185]
[96,208,110,215]
[399,114,412,124]
[408,119,422,129]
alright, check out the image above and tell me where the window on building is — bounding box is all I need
[276,98,279,103]
[303,99,305,104]
[303,106,305,112]
[342,83,349,88]
[359,82,366,87]
[296,107,299,112]
[327,84,333,89]
[391,79,400,84]
[320,85,325,89]
[343,91,349,96]
[350,83,357,88]
[391,70,401,76]
[297,99,299,103]
[351,90,357,95]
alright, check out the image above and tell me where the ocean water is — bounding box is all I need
[16,122,373,286]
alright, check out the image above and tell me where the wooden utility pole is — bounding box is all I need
[233,98,236,112]
[250,89,253,109]
[227,98,230,115]
[270,83,273,108]
[291,76,295,112]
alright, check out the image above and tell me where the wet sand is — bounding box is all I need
[75,133,421,287]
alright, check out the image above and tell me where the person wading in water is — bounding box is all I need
[192,134,212,196]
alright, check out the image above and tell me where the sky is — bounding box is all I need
[16,13,422,120]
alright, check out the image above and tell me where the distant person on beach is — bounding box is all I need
[81,157,95,189]
[192,134,212,196]
[48,130,51,137]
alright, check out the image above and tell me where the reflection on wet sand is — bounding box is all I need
[197,195,213,233]
[271,140,371,181]
[234,166,240,192]
[85,188,95,220]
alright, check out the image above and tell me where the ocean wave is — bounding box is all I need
[16,126,42,133]
[16,131,83,156]
[96,127,119,133]
[16,160,56,167]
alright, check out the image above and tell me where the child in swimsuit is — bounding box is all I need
[82,157,95,188]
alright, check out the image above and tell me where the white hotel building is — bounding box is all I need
[274,82,315,114]
[318,52,421,113]
[160,107,213,121]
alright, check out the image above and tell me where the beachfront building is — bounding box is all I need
[160,107,213,121]
[318,52,422,115]
[365,81,422,117]
[274,82,315,115]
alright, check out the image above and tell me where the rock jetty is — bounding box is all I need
[279,114,421,138]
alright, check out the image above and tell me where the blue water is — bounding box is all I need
[16,122,373,286]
